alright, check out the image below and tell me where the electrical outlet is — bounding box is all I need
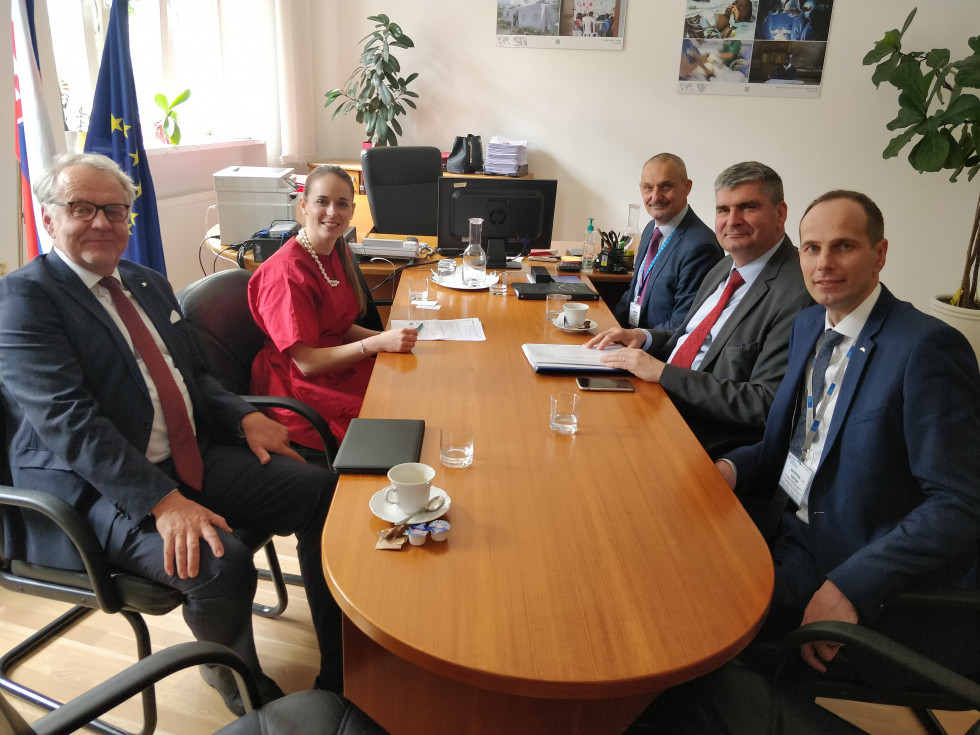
[0,259,8,278]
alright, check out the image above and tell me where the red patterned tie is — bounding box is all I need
[100,277,204,490]
[669,269,745,369]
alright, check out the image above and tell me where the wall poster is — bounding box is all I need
[679,0,834,98]
[496,0,627,50]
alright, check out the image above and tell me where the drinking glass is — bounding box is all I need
[408,273,429,302]
[489,271,508,296]
[550,392,581,434]
[545,293,570,323]
[440,425,474,468]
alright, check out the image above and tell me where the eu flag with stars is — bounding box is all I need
[84,0,167,275]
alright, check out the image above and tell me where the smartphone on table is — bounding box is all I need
[575,377,635,392]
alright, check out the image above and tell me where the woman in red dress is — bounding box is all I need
[248,165,417,448]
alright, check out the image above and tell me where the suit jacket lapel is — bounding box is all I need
[816,288,894,469]
[701,240,790,368]
[45,254,150,393]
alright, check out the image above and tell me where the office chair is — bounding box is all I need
[176,268,341,618]
[0,641,385,735]
[772,590,980,735]
[0,393,184,735]
[360,145,443,237]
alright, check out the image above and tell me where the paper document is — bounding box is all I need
[522,343,623,372]
[391,318,486,341]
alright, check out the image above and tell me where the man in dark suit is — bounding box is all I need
[628,191,980,734]
[613,153,724,331]
[0,153,342,714]
[589,161,813,455]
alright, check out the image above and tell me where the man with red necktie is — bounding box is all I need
[588,161,813,455]
[0,153,345,716]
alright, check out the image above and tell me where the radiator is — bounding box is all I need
[156,190,237,292]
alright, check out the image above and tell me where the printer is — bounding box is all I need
[213,166,300,246]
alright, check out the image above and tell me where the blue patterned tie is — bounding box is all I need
[789,329,844,457]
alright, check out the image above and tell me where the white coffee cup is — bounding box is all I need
[563,302,589,328]
[385,462,435,514]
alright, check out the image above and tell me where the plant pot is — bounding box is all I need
[931,296,980,362]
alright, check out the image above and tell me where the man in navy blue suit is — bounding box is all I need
[613,153,723,331]
[0,153,343,715]
[628,190,980,733]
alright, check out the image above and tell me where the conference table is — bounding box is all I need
[320,263,773,734]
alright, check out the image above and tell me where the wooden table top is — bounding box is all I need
[321,265,773,701]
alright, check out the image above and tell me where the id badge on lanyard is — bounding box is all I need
[628,231,674,327]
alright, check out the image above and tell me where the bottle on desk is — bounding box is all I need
[462,217,487,286]
[582,218,597,274]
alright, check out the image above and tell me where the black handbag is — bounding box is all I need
[447,134,483,174]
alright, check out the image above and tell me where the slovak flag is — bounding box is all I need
[84,0,167,275]
[12,0,61,259]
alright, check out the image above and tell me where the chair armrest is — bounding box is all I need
[31,642,259,735]
[242,396,338,471]
[0,486,124,612]
[774,621,980,711]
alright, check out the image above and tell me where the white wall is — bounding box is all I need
[310,0,980,312]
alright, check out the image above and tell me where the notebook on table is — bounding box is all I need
[332,418,426,474]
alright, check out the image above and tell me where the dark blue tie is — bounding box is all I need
[789,329,844,457]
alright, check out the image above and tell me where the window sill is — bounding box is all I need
[144,137,265,156]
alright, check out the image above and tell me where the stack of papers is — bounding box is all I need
[484,136,528,176]
[521,344,622,373]
[390,318,486,341]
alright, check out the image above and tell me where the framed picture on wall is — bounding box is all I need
[678,0,834,98]
[496,0,627,50]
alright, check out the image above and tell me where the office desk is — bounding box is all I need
[321,272,773,734]
[204,234,632,318]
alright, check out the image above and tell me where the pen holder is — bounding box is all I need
[598,248,629,274]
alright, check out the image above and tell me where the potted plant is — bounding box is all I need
[863,7,980,354]
[153,88,191,146]
[324,14,419,147]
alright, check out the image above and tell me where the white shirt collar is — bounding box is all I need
[50,246,120,290]
[732,235,785,288]
[656,205,690,240]
[823,283,882,339]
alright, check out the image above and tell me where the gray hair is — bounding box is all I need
[714,161,784,206]
[33,152,137,206]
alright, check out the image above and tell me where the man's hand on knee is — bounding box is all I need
[151,491,232,579]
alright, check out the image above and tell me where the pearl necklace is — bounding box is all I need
[297,228,340,287]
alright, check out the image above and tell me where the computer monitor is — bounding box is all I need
[437,178,558,266]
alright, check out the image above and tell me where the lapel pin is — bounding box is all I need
[860,347,866,352]
[141,281,147,287]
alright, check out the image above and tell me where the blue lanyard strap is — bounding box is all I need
[634,229,676,301]
[800,344,854,460]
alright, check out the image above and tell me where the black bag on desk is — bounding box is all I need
[447,134,483,174]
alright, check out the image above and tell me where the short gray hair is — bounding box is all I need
[33,152,137,206]
[714,161,784,206]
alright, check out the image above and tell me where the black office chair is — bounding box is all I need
[772,591,980,735]
[360,145,443,237]
[0,392,184,735]
[176,268,343,618]
[0,641,386,735]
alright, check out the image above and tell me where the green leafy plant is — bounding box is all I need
[153,88,190,146]
[863,7,980,308]
[324,14,419,147]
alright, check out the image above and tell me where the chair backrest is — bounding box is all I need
[176,269,264,395]
[360,146,443,236]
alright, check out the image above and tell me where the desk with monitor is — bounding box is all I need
[321,263,774,734]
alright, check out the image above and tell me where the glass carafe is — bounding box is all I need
[462,217,487,286]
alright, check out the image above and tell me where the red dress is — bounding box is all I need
[248,238,373,448]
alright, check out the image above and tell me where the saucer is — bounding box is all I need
[552,314,596,333]
[370,486,451,524]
